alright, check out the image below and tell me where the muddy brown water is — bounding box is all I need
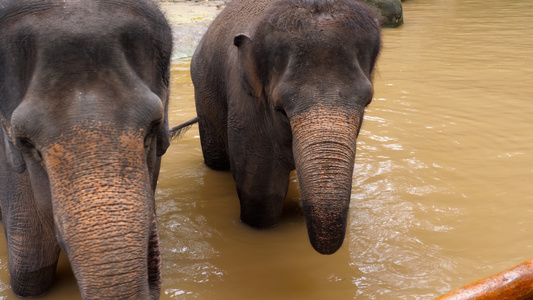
[1,1,533,299]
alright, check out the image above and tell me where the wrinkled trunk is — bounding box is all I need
[291,106,361,255]
[42,125,160,299]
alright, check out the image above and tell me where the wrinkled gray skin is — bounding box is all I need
[0,0,172,298]
[192,0,381,254]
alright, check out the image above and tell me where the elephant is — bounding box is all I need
[0,0,172,298]
[190,0,381,255]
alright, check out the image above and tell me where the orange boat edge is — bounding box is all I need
[436,259,533,300]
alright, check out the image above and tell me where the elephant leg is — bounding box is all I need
[0,172,60,297]
[198,116,230,170]
[0,134,60,296]
[228,130,291,228]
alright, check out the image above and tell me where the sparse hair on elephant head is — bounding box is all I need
[233,0,381,108]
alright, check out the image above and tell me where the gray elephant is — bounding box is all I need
[190,0,381,254]
[0,0,172,298]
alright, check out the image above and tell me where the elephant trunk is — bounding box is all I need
[291,106,361,255]
[42,125,160,299]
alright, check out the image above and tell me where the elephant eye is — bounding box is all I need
[275,105,288,118]
[17,138,34,149]
[17,138,43,162]
[144,121,160,148]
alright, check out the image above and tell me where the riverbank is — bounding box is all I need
[159,1,227,59]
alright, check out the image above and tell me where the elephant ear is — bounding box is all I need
[234,34,263,99]
[2,126,26,173]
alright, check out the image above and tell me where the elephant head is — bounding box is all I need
[234,0,381,254]
[0,0,171,297]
